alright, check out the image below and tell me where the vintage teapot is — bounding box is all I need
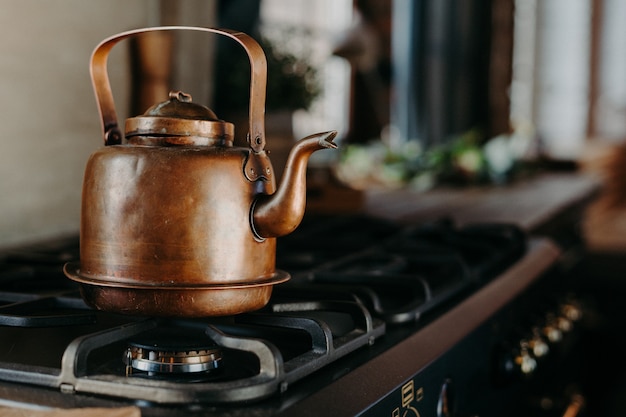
[64,26,337,317]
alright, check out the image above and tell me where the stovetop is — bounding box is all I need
[0,214,561,416]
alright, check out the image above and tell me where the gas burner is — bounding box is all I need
[124,346,222,375]
[123,325,223,375]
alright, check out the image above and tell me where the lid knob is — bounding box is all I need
[124,90,234,146]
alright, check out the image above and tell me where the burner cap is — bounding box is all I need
[124,326,223,374]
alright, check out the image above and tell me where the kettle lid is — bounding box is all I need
[125,90,234,146]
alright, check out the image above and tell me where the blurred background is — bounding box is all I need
[1,0,624,249]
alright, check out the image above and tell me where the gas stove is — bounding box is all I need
[0,214,577,416]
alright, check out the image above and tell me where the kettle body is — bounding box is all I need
[64,26,336,317]
[75,145,282,316]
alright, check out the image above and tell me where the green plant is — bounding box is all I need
[263,37,320,111]
[215,30,320,115]
[335,128,536,190]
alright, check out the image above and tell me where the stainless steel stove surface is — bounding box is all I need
[0,214,571,416]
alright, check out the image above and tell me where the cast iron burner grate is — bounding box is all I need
[0,214,527,404]
[277,217,526,324]
[0,300,384,403]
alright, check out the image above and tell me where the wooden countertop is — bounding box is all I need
[361,172,600,232]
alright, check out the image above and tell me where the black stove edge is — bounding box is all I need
[274,237,561,417]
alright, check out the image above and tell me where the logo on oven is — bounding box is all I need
[392,379,423,417]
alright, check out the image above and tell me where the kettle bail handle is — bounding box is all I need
[90,26,267,152]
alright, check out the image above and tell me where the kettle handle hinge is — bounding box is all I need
[90,26,267,152]
[104,125,122,146]
[244,150,274,185]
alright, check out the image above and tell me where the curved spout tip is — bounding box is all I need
[251,129,338,239]
[316,130,338,149]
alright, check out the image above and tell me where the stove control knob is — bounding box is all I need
[528,328,549,358]
[542,314,563,343]
[514,340,537,376]
[494,340,536,384]
[494,346,517,384]
[561,301,583,322]
[437,378,454,417]
[556,315,573,333]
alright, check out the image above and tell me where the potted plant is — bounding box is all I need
[213,28,321,145]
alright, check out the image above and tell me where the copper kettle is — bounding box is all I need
[63,26,337,317]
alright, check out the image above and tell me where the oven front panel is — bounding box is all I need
[359,265,586,417]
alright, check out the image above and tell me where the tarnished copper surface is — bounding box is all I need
[77,146,276,284]
[253,131,338,238]
[69,271,284,317]
[125,90,235,146]
[66,26,336,317]
[89,27,267,149]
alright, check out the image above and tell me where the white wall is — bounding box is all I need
[0,1,155,248]
[0,0,218,248]
[534,0,592,159]
[596,0,626,141]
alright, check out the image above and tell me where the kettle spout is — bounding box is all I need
[252,131,337,238]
